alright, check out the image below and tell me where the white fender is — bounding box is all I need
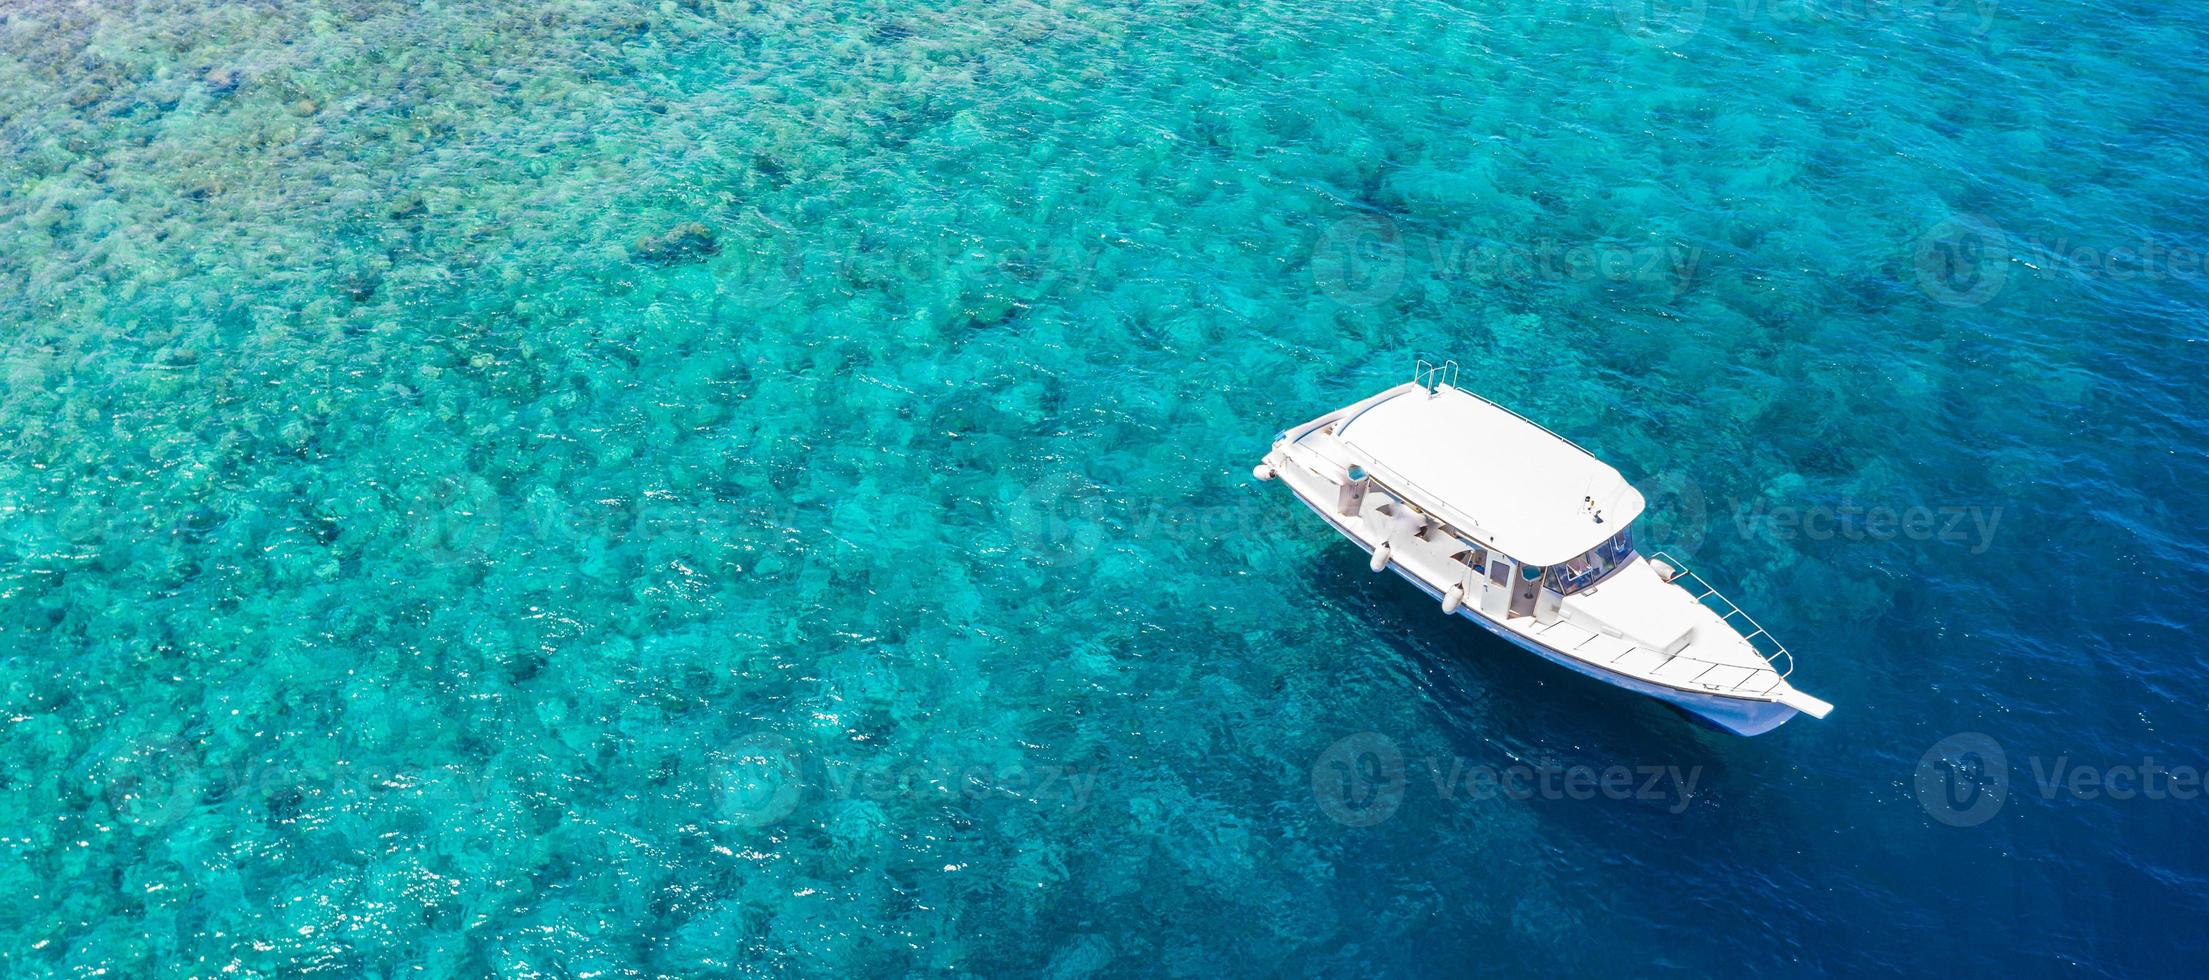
[1368,544,1391,573]
[1440,584,1465,615]
[1252,462,1276,481]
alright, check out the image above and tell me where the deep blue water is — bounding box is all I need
[3,0,2207,975]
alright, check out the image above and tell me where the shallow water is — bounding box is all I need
[3,0,2207,974]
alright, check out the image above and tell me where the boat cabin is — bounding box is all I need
[1326,375,1647,622]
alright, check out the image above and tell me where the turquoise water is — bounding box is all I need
[5,0,2208,974]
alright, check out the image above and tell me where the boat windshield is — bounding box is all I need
[1548,527,1635,594]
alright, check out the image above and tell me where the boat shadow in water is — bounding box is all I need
[1302,551,1740,791]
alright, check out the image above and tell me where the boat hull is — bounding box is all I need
[1287,492,1802,737]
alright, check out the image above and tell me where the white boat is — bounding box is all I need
[1254,361,1833,736]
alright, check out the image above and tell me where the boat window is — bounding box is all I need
[1606,528,1634,562]
[1556,556,1594,592]
[1552,527,1639,594]
[1489,561,1511,586]
[1462,546,1487,574]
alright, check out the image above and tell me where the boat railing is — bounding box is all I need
[1412,357,1599,460]
[1647,551,1795,679]
[1413,358,1460,395]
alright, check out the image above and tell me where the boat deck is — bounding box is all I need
[1510,616,1785,698]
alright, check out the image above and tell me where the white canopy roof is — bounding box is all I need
[1334,385,1645,566]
